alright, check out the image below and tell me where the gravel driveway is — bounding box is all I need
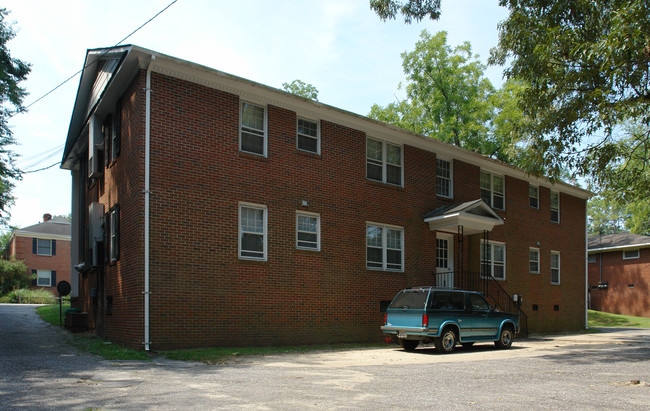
[1,303,649,410]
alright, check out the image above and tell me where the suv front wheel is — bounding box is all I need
[434,328,457,353]
[495,326,514,349]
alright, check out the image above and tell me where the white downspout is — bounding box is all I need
[144,55,155,350]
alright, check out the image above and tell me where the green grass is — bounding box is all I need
[36,302,70,325]
[161,343,385,364]
[67,335,151,361]
[588,310,650,328]
[36,304,150,361]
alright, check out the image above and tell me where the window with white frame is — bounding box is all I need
[529,247,540,273]
[366,138,402,186]
[436,159,453,198]
[297,118,319,154]
[296,212,320,250]
[481,241,506,280]
[529,185,539,209]
[588,254,597,263]
[239,204,267,260]
[37,270,52,287]
[480,171,504,210]
[366,223,403,271]
[110,205,120,262]
[240,102,266,156]
[550,191,560,223]
[623,249,640,260]
[36,239,54,256]
[551,251,560,284]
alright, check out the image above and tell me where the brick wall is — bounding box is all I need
[83,69,587,349]
[588,248,650,317]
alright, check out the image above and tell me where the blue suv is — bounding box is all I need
[381,287,520,353]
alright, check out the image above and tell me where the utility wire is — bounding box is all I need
[22,162,61,174]
[12,0,178,117]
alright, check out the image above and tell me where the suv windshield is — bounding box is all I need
[389,289,429,309]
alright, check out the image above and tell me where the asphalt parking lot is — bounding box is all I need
[1,303,649,410]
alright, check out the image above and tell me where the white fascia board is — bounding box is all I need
[588,242,650,254]
[14,231,71,241]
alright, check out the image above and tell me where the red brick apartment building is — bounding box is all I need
[61,46,589,350]
[588,233,650,317]
[2,214,71,294]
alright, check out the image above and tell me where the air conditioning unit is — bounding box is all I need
[88,115,104,178]
[88,202,105,267]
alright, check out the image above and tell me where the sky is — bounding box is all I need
[3,0,508,230]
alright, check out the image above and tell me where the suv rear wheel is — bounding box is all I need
[398,338,419,351]
[434,328,457,353]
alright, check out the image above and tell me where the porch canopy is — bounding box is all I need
[424,199,503,235]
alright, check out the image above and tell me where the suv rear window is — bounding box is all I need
[429,291,465,310]
[389,289,429,309]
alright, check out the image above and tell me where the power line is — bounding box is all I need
[23,162,61,174]
[12,0,178,117]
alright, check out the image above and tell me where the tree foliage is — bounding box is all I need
[490,0,650,192]
[370,1,650,199]
[369,0,442,23]
[0,258,28,296]
[369,30,527,164]
[0,8,30,226]
[282,79,319,101]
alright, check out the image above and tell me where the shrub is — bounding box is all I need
[0,288,56,304]
[0,258,29,296]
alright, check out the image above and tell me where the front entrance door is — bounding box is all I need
[436,233,454,288]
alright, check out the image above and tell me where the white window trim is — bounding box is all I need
[481,240,506,280]
[529,185,539,209]
[36,238,52,256]
[436,158,453,199]
[366,137,404,187]
[623,249,640,260]
[296,117,320,155]
[550,251,561,285]
[366,222,404,272]
[480,171,505,210]
[238,202,268,261]
[550,191,560,223]
[296,211,320,251]
[529,247,540,274]
[36,269,52,287]
[239,101,268,157]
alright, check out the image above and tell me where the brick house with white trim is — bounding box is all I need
[2,214,71,294]
[588,233,650,317]
[61,46,589,350]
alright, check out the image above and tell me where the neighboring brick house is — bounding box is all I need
[2,214,71,294]
[588,233,650,318]
[61,45,589,350]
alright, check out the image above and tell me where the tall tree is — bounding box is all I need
[282,80,319,101]
[369,30,526,164]
[490,0,650,190]
[371,1,650,195]
[0,9,30,226]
